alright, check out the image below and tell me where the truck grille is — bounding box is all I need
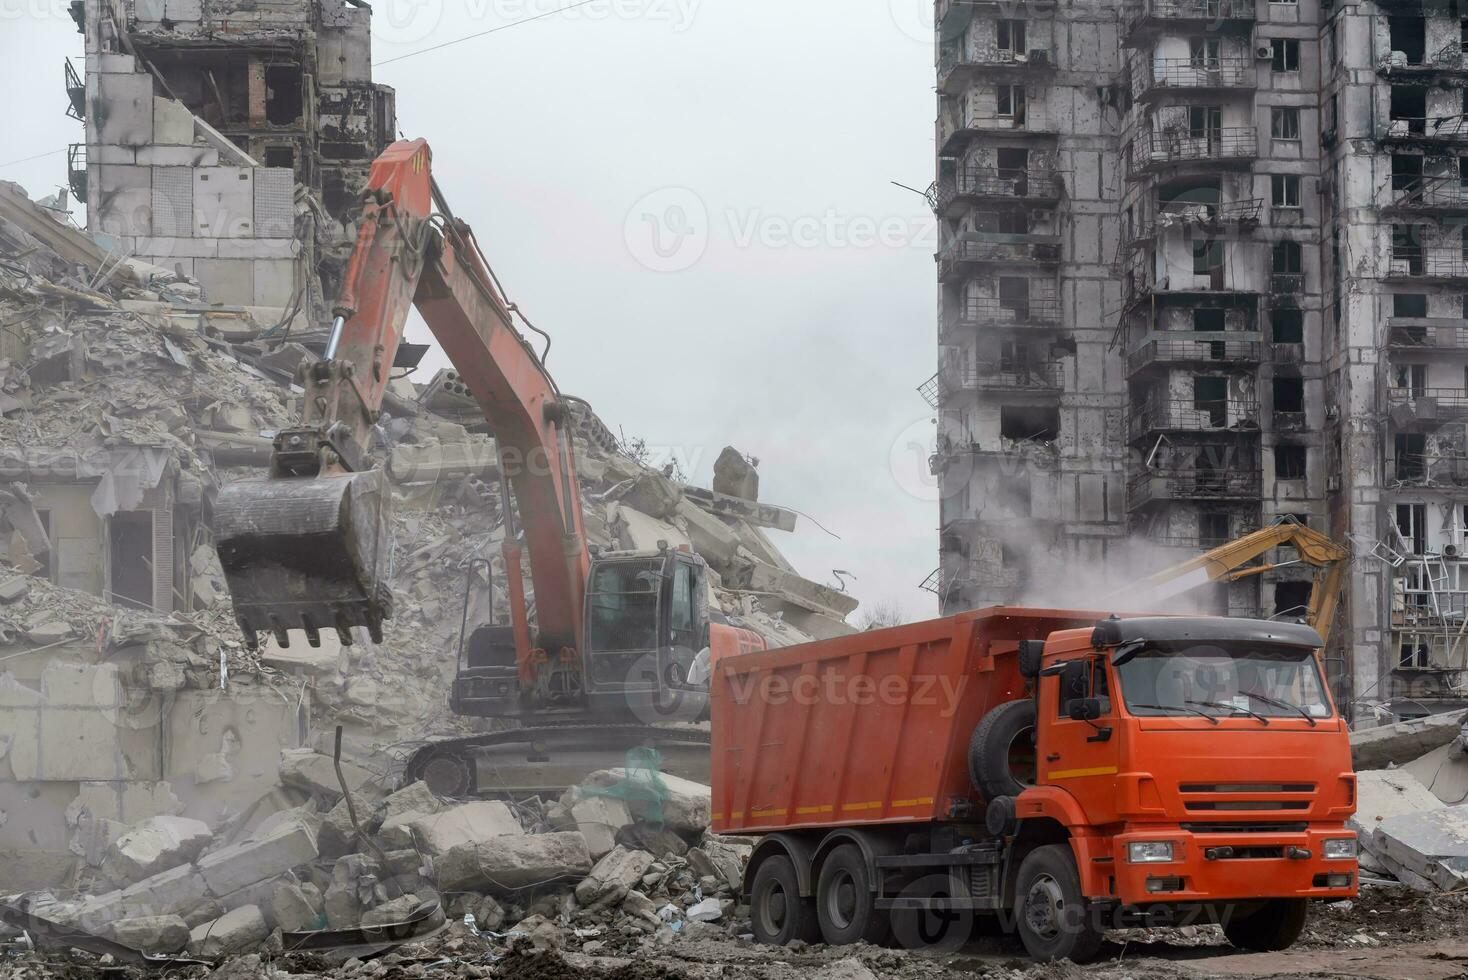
[1179,782,1315,812]
[1181,821,1308,834]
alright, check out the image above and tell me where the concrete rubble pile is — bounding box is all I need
[1349,708,1468,892]
[5,758,753,961]
[0,183,856,935]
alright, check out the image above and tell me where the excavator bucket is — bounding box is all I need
[214,469,394,649]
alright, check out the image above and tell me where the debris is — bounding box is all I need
[187,904,269,958]
[1372,805,1468,891]
[1352,709,1468,770]
[106,814,213,882]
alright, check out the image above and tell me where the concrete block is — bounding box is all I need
[580,769,712,834]
[89,145,136,165]
[360,894,419,928]
[570,795,633,860]
[153,97,195,145]
[674,497,742,569]
[277,748,381,804]
[1373,805,1468,891]
[187,904,268,957]
[108,914,189,953]
[194,258,255,306]
[107,815,213,881]
[409,800,522,858]
[135,146,218,167]
[271,880,323,932]
[573,845,655,908]
[382,781,443,824]
[193,167,254,238]
[97,54,138,73]
[217,237,296,260]
[73,863,208,930]
[687,842,742,891]
[253,258,296,306]
[195,816,318,897]
[712,447,759,500]
[0,577,28,603]
[217,874,291,927]
[1352,710,1468,770]
[437,831,591,893]
[622,470,682,519]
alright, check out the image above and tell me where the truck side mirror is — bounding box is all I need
[1018,640,1044,678]
[1069,697,1102,722]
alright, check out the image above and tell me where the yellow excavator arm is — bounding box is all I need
[1133,518,1349,647]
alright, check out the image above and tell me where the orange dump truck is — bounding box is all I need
[710,607,1357,961]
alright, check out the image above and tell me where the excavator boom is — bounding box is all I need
[215,140,590,664]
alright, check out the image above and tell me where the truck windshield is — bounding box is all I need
[1117,643,1332,721]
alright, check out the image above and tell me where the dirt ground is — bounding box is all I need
[4,885,1467,980]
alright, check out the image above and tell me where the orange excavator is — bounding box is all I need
[214,139,764,794]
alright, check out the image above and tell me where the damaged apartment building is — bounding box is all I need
[924,0,1468,722]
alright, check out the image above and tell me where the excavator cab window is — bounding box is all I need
[586,561,661,654]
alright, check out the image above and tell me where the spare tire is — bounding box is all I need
[968,698,1038,801]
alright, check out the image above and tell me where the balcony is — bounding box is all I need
[1269,272,1306,296]
[1126,336,1263,376]
[938,0,1055,25]
[939,100,1054,155]
[937,235,1062,281]
[1390,451,1468,487]
[1385,248,1468,282]
[1385,175,1468,214]
[67,143,87,203]
[1129,198,1263,246]
[942,295,1063,340]
[930,432,1059,472]
[1128,396,1260,440]
[1379,115,1468,145]
[1129,128,1258,177]
[934,167,1062,216]
[1377,40,1468,78]
[1132,57,1256,102]
[939,43,1054,94]
[1387,387,1468,421]
[938,361,1065,399]
[1389,320,1468,350]
[1123,0,1256,46]
[1127,469,1263,509]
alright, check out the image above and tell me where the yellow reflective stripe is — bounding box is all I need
[750,807,788,818]
[1049,765,1120,780]
[842,801,883,811]
[795,805,835,815]
[891,797,935,808]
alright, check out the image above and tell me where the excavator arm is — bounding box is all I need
[1131,517,1349,647]
[215,139,590,672]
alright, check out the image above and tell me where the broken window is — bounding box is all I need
[1270,38,1300,72]
[1393,153,1424,193]
[1392,86,1428,134]
[1393,224,1424,273]
[997,19,1026,54]
[1396,433,1427,482]
[1271,174,1301,209]
[1274,376,1304,413]
[263,145,295,169]
[108,510,154,610]
[1194,376,1228,426]
[1396,502,1427,553]
[997,85,1027,121]
[1189,105,1222,140]
[1200,512,1231,546]
[1193,308,1225,331]
[998,276,1031,318]
[1393,362,1427,395]
[996,147,1029,178]
[1190,37,1221,68]
[1000,404,1059,441]
[1274,580,1312,618]
[1271,107,1301,141]
[1193,237,1223,276]
[1273,240,1303,274]
[1388,17,1426,64]
[1272,307,1304,342]
[1395,294,1428,318]
[1275,444,1307,479]
[264,65,304,126]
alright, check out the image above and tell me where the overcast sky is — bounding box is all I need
[1,0,941,623]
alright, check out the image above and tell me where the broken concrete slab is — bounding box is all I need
[409,800,522,858]
[574,845,656,908]
[1352,710,1468,771]
[1406,741,1468,805]
[360,894,420,928]
[271,879,323,932]
[106,814,213,882]
[277,748,382,805]
[0,577,29,604]
[745,561,859,620]
[681,485,796,532]
[1372,805,1468,891]
[711,447,759,501]
[381,780,442,823]
[108,913,189,953]
[187,904,268,958]
[1351,770,1447,873]
[580,769,712,834]
[621,470,681,520]
[674,497,743,569]
[436,830,591,893]
[570,795,634,860]
[194,815,317,897]
[687,842,742,891]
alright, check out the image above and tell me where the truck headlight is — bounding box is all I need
[1323,837,1358,860]
[1127,841,1175,864]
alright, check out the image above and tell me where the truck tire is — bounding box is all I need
[816,844,890,946]
[750,854,821,946]
[1222,898,1308,952]
[1013,844,1104,963]
[969,699,1038,801]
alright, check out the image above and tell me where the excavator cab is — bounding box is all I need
[581,546,711,719]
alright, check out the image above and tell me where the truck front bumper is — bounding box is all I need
[1108,826,1358,906]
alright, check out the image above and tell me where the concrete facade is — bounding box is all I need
[928,0,1468,721]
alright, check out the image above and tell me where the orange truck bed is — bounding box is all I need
[711,606,1104,835]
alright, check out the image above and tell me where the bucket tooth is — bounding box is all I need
[304,625,322,648]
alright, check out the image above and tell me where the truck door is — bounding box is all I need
[1039,658,1121,824]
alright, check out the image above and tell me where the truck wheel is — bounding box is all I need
[1013,844,1104,963]
[1223,898,1308,952]
[816,844,890,946]
[969,699,1037,800]
[750,854,820,946]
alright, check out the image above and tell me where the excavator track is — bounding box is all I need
[402,723,711,800]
